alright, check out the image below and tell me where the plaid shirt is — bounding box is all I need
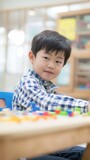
[12,69,88,112]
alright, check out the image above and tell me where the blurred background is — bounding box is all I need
[0,0,90,100]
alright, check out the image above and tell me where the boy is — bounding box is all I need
[13,30,90,160]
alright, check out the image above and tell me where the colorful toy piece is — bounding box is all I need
[67,110,74,117]
[75,107,81,113]
[59,111,68,116]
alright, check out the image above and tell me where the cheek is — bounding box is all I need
[56,66,63,73]
[38,60,46,67]
[35,60,45,69]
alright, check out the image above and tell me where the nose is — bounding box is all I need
[48,61,55,69]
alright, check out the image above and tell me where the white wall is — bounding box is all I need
[0,0,89,10]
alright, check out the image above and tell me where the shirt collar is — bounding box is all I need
[27,69,57,91]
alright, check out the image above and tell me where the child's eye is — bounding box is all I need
[43,57,49,60]
[56,61,61,64]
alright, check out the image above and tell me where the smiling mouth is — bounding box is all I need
[44,71,54,74]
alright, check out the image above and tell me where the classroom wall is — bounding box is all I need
[0,0,89,10]
[0,0,90,94]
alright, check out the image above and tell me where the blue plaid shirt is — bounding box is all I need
[12,69,88,112]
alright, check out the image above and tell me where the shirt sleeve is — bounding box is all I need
[19,77,89,113]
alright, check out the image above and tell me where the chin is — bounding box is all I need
[44,77,53,81]
[41,75,54,81]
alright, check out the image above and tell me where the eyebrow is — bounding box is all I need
[57,56,64,59]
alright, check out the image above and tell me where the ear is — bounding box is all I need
[28,51,35,64]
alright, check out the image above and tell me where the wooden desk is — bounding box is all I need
[0,116,90,160]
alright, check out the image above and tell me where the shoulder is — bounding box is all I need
[21,74,40,88]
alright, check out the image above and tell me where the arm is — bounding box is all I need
[20,78,89,112]
[13,77,89,112]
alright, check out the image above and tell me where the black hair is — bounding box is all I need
[31,30,71,65]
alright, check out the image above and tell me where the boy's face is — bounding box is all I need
[29,49,65,81]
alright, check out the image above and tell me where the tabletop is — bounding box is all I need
[0,115,90,160]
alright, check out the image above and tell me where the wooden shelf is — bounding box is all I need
[56,88,90,99]
[77,31,90,35]
[76,72,90,76]
[55,49,90,100]
[57,9,90,100]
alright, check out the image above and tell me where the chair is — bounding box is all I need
[0,91,40,111]
[0,91,13,110]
